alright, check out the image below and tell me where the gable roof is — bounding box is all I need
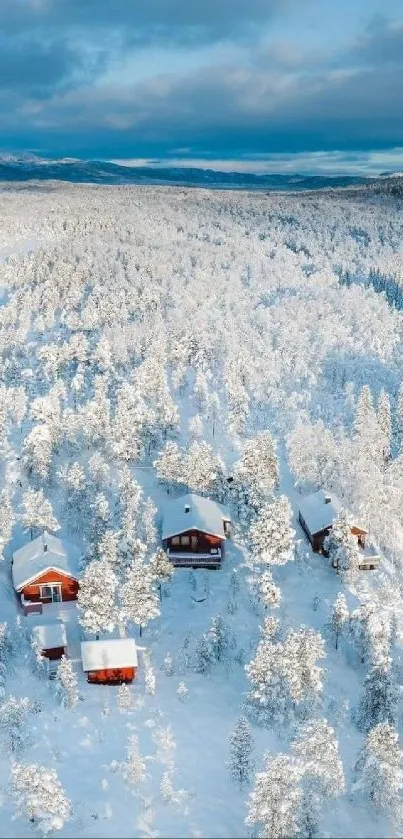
[298,489,367,537]
[12,532,80,591]
[161,493,231,541]
[81,638,138,672]
[31,621,67,651]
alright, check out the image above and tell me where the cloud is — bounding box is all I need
[109,148,403,175]
[0,7,402,167]
[0,0,299,44]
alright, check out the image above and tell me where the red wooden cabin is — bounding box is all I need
[12,532,80,612]
[161,493,231,568]
[31,622,68,661]
[81,639,138,685]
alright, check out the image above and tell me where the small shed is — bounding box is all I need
[161,493,231,568]
[12,532,80,609]
[298,489,367,553]
[81,638,138,684]
[31,622,68,661]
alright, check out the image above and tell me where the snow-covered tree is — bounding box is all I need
[0,696,32,753]
[55,656,78,710]
[323,509,361,578]
[149,548,174,600]
[20,489,59,540]
[234,431,279,510]
[207,616,230,662]
[177,681,188,702]
[0,489,14,560]
[356,659,398,732]
[293,718,345,799]
[377,389,392,464]
[154,441,183,493]
[194,633,214,674]
[353,723,403,828]
[228,717,255,787]
[77,558,118,635]
[330,592,349,650]
[184,440,225,498]
[249,496,295,568]
[246,752,303,839]
[120,560,160,636]
[11,762,71,837]
[259,570,281,608]
[121,734,147,786]
[291,719,344,838]
[118,683,132,710]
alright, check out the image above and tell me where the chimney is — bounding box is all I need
[184,504,190,513]
[44,542,48,552]
[324,495,332,504]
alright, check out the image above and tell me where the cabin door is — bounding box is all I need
[191,535,198,551]
[51,585,62,603]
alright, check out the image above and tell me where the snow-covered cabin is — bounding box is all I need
[12,532,80,612]
[31,621,68,661]
[161,493,231,568]
[298,489,367,553]
[81,638,138,684]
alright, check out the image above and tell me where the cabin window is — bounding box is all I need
[181,535,190,546]
[39,584,62,603]
[172,536,180,545]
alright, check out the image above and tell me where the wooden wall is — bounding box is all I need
[163,529,222,553]
[86,667,136,684]
[21,569,79,603]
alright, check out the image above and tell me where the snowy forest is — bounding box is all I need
[0,180,403,837]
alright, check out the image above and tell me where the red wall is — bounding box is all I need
[163,529,222,553]
[86,666,137,684]
[42,646,67,661]
[21,569,79,603]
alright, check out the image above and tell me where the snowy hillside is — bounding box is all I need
[0,182,403,838]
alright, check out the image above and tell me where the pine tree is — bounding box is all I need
[249,496,295,568]
[324,509,361,578]
[330,592,349,650]
[149,548,174,600]
[77,558,118,635]
[20,489,60,540]
[118,683,132,710]
[177,682,188,702]
[259,570,281,608]
[353,723,403,828]
[11,761,71,836]
[228,717,255,786]
[55,656,78,709]
[154,441,183,493]
[234,431,279,510]
[246,752,303,839]
[378,389,392,464]
[194,633,214,674]
[0,696,32,754]
[120,560,160,637]
[356,659,398,732]
[293,719,345,800]
[207,616,229,662]
[121,735,147,786]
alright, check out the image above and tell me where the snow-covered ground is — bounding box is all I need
[0,182,402,837]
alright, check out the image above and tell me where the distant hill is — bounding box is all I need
[0,155,377,191]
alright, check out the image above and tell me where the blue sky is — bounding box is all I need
[0,0,403,173]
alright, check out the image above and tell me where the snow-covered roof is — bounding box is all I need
[81,639,138,672]
[298,489,367,536]
[12,532,80,591]
[31,621,67,651]
[161,493,231,540]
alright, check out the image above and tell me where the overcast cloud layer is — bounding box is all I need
[0,0,402,172]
